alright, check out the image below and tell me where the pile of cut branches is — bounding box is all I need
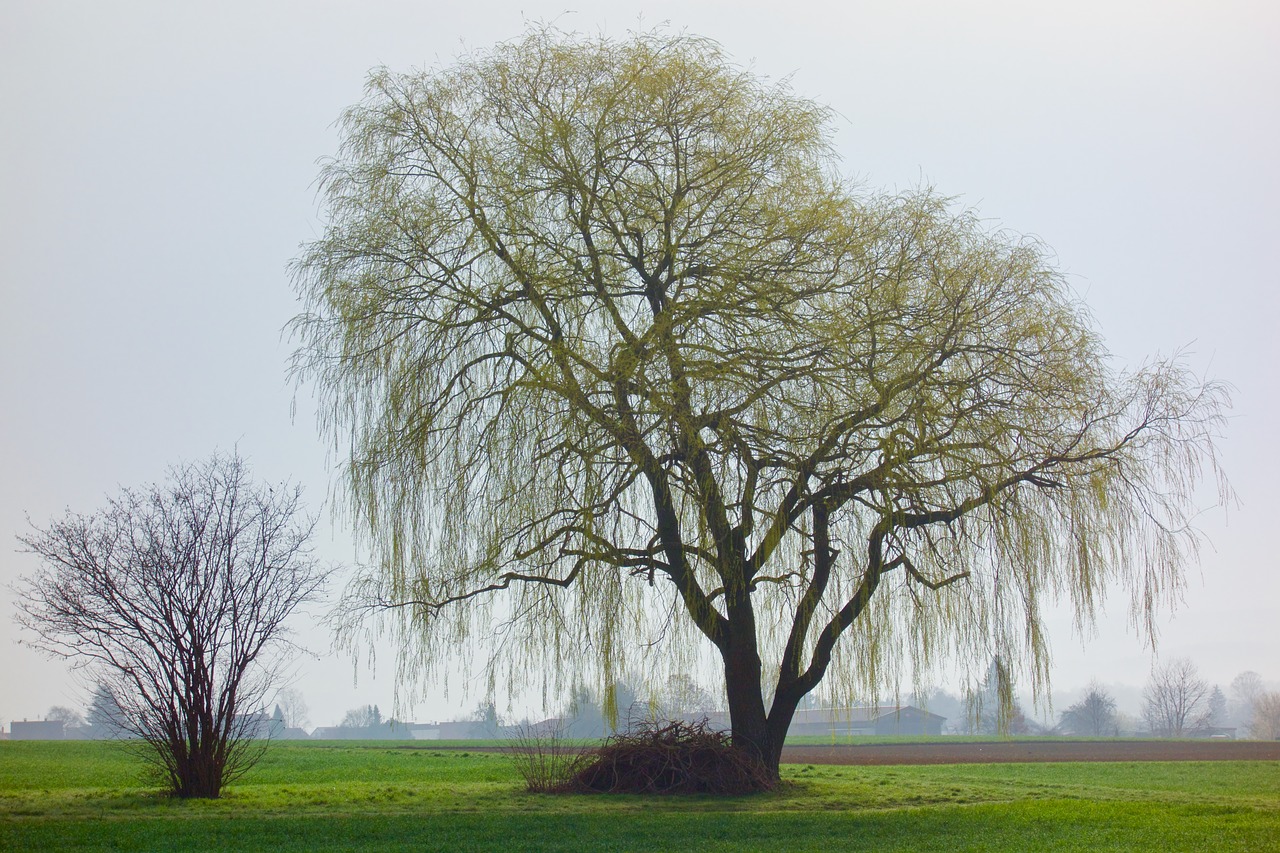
[569,718,774,795]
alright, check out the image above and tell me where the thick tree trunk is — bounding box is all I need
[724,667,810,782]
[722,602,787,785]
[723,627,817,782]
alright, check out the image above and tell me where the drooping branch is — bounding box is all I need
[293,29,1230,784]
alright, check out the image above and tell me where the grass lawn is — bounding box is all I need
[2,740,1277,851]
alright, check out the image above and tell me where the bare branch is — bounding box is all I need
[13,454,329,798]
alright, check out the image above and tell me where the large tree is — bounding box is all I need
[1143,658,1212,737]
[14,454,328,797]
[292,29,1227,781]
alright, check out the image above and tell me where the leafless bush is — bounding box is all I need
[500,723,592,793]
[14,453,328,798]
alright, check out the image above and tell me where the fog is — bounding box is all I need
[2,0,1277,728]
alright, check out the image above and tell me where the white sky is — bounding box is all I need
[2,0,1277,728]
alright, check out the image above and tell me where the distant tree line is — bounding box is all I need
[912,657,1279,739]
[19,658,1280,745]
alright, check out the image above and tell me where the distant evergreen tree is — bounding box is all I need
[1208,686,1229,727]
[562,683,607,738]
[85,684,125,739]
[965,658,1029,735]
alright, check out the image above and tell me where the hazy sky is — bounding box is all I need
[3,0,1277,728]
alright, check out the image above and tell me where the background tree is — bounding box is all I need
[275,688,311,732]
[14,454,328,797]
[1230,670,1265,731]
[85,683,126,740]
[293,28,1228,782]
[45,705,85,730]
[468,701,501,737]
[1058,683,1119,736]
[963,658,1030,735]
[340,704,384,729]
[560,682,608,737]
[1207,685,1228,728]
[1142,658,1211,737]
[657,674,719,722]
[918,689,967,733]
[1249,692,1280,740]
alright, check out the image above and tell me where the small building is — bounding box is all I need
[230,705,311,739]
[437,720,485,739]
[785,706,946,737]
[234,707,287,740]
[11,720,66,740]
[1189,726,1238,740]
[693,706,945,738]
[309,720,415,740]
[408,725,441,740]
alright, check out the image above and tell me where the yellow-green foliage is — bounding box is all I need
[291,28,1229,729]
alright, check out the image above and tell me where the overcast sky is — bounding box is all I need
[2,0,1277,728]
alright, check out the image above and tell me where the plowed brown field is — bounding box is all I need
[779,740,1280,765]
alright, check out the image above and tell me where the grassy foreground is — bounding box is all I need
[2,741,1277,851]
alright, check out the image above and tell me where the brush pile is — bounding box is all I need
[569,718,775,795]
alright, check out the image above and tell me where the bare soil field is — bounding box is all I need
[780,740,1280,765]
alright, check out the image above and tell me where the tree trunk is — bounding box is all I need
[722,604,784,785]
[723,642,817,783]
[171,739,224,798]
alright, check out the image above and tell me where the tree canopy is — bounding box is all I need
[292,28,1228,778]
[1058,682,1119,736]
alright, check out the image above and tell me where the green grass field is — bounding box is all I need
[2,741,1277,851]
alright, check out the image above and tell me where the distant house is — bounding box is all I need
[401,720,486,740]
[690,706,945,738]
[234,706,291,740]
[308,726,351,740]
[257,704,311,739]
[408,725,441,740]
[309,720,416,740]
[786,706,946,738]
[518,717,568,737]
[11,720,66,740]
[1188,726,1238,740]
[439,720,486,739]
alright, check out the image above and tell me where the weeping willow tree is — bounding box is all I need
[292,28,1228,780]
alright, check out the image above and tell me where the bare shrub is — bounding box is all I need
[501,723,591,793]
[14,454,328,798]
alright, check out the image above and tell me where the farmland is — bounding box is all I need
[2,740,1278,851]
